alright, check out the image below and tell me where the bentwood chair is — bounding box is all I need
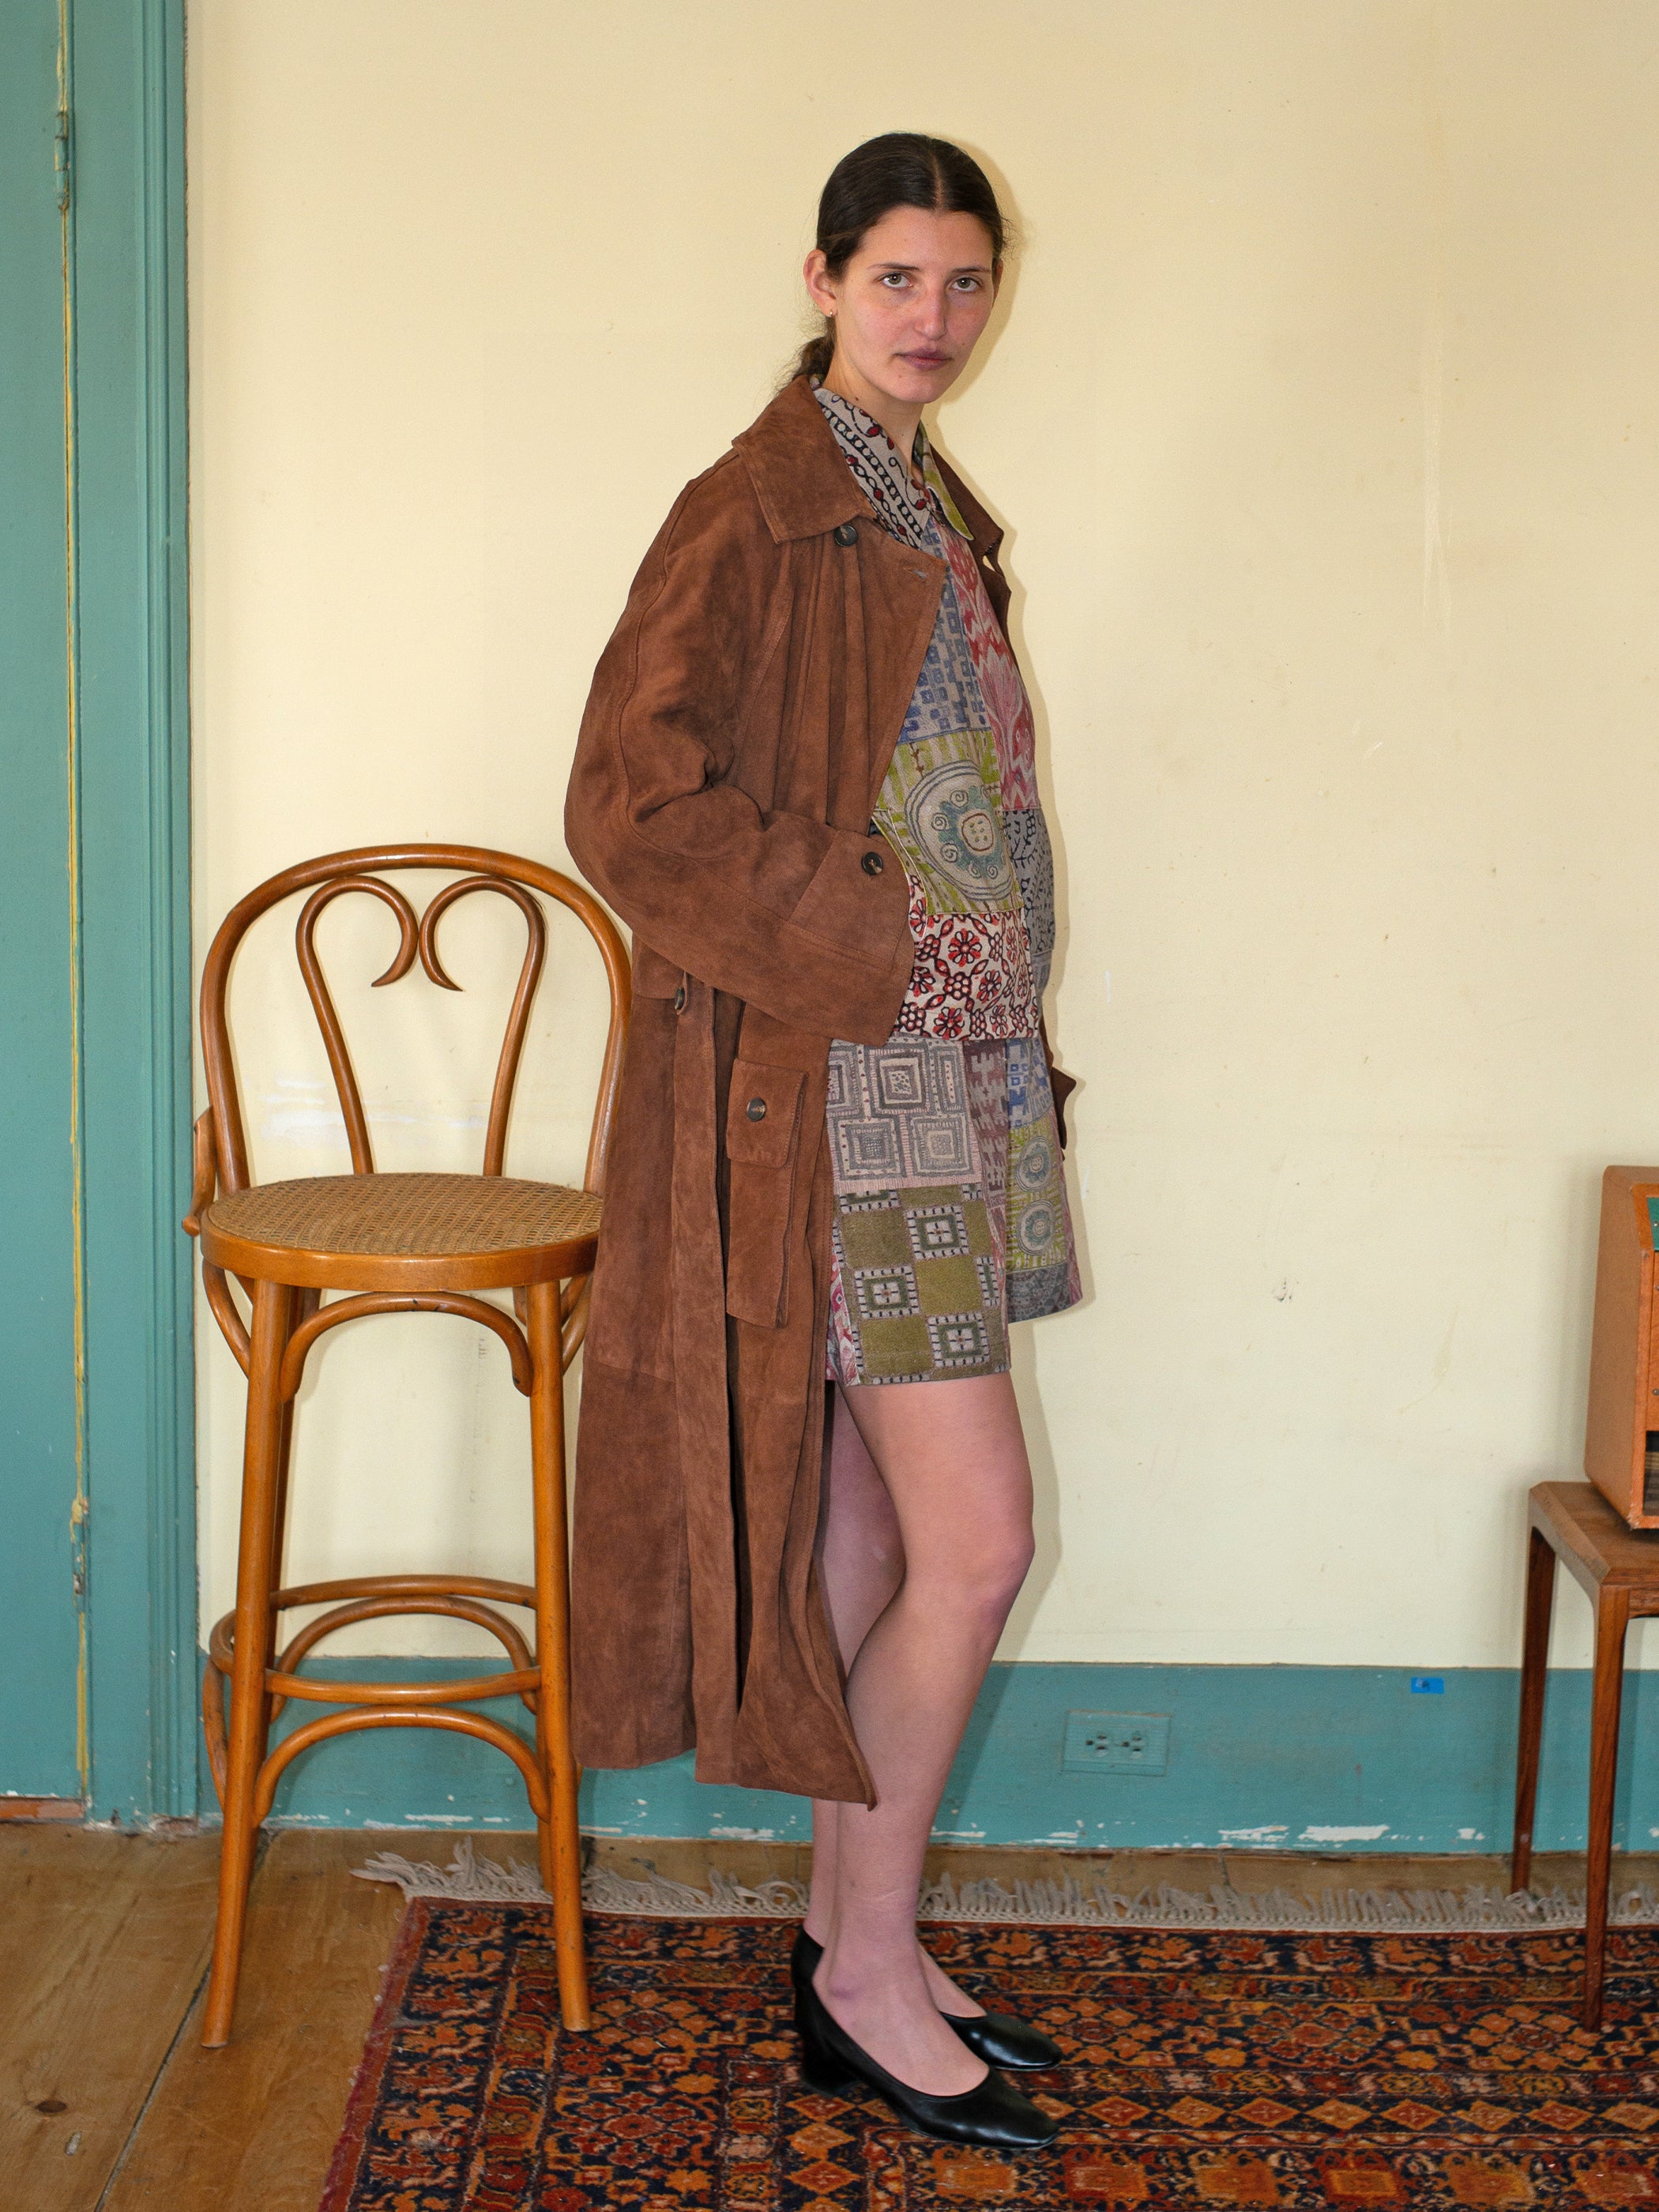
[184,845,630,2048]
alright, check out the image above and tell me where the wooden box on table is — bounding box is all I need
[1585,1165,1659,1529]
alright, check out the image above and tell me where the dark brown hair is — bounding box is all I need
[792,133,1007,384]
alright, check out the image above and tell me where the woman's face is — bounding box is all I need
[806,206,999,414]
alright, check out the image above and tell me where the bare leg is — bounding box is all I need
[807,1388,988,2019]
[807,1385,903,1932]
[812,1371,1035,2094]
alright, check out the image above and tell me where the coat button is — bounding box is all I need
[672,985,686,1011]
[833,521,857,546]
[861,850,884,876]
[746,1097,767,1121]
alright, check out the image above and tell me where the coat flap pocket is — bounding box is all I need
[724,1061,805,1169]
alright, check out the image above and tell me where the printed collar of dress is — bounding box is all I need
[811,382,973,544]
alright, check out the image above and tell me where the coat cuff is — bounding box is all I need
[789,824,898,942]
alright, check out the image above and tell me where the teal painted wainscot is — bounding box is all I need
[210,1659,1659,1853]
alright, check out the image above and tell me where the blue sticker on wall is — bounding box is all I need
[1410,1676,1445,1695]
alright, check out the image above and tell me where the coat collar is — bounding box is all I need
[732,375,867,543]
[731,375,1006,562]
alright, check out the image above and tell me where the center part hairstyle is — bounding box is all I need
[792,132,1008,385]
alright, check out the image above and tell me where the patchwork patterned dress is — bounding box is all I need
[816,385,1080,1387]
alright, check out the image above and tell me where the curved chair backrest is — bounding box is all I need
[194,844,630,1202]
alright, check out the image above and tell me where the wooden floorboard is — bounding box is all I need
[0,1826,219,2212]
[103,1831,405,2212]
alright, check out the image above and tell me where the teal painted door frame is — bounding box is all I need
[0,0,194,1820]
[69,0,195,1823]
[0,0,84,1802]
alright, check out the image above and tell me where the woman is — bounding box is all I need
[564,134,1078,2150]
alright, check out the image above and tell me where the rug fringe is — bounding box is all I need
[352,1838,1659,1933]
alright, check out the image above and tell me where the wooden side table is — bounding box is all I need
[1510,1480,1659,2027]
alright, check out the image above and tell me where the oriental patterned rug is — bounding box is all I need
[318,1888,1659,2210]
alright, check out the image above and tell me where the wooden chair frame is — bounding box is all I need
[184,845,630,2047]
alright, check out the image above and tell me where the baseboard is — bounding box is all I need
[0,1796,85,1823]
[197,1657,1659,1851]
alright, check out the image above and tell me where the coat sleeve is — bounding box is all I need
[565,466,913,1047]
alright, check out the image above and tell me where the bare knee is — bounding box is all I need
[984,1523,1037,1615]
[914,1520,1035,1625]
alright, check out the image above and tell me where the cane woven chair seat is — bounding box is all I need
[201,1171,604,1292]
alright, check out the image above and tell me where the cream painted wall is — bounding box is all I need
[190,1,1659,1672]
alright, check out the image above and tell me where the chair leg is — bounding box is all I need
[1582,1587,1630,2032]
[528,1278,591,2033]
[262,1379,302,1732]
[201,1277,294,2049]
[268,1286,318,1591]
[263,1285,318,1733]
[1510,1524,1556,1894]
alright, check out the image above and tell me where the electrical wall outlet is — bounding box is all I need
[1063,1710,1171,1775]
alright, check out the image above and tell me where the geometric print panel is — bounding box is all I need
[1006,1033,1053,1131]
[1003,1039,1080,1308]
[1009,1258,1076,1322]
[905,1199,972,1262]
[826,1037,980,1197]
[909,1114,974,1178]
[1007,1127,1064,1272]
[963,1039,1010,1261]
[837,1117,903,1181]
[1004,803,1056,994]
[897,566,992,750]
[826,1182,1008,1386]
[869,1048,928,1112]
[927,1308,995,1369]
[825,1028,1080,1374]
[852,1264,920,1322]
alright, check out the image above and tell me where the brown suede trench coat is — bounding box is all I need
[563,374,1025,1805]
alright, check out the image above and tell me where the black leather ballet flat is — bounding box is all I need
[794,1974,1059,2148]
[790,1926,1063,2072]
